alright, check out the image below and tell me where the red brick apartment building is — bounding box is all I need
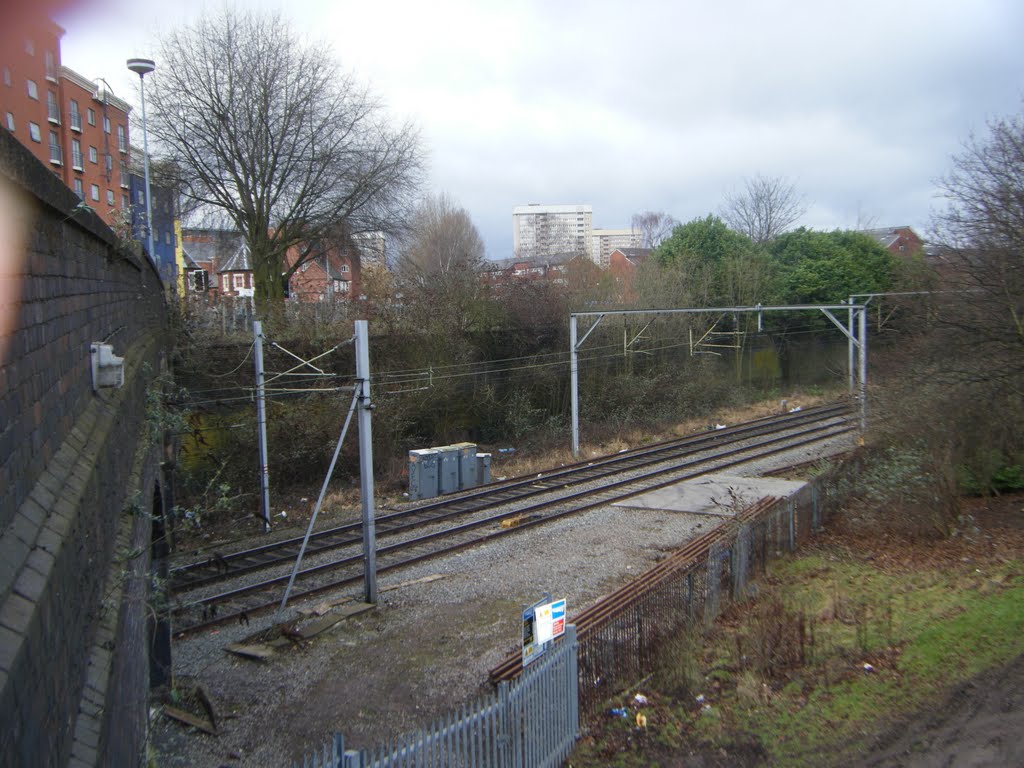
[1,12,132,228]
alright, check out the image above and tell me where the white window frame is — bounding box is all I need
[28,122,41,143]
[233,273,245,289]
[5,112,13,131]
[73,178,84,198]
[106,189,114,206]
[69,99,81,131]
[27,79,38,100]
[90,184,99,201]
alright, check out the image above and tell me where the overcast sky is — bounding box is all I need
[51,0,1024,259]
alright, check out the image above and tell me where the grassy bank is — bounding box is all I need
[569,496,1024,767]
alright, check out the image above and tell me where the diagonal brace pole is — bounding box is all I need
[278,387,360,612]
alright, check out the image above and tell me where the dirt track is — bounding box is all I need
[859,652,1024,768]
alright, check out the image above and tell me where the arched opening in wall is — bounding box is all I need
[149,480,172,689]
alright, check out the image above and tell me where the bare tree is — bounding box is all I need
[721,174,807,243]
[396,194,488,338]
[630,210,679,249]
[397,193,485,285]
[146,7,423,313]
[931,111,1024,393]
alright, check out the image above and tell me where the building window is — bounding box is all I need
[87,107,95,126]
[103,115,110,133]
[27,79,38,100]
[340,263,349,273]
[44,50,56,80]
[105,153,112,176]
[117,125,127,153]
[165,232,171,245]
[90,184,99,201]
[233,274,245,289]
[71,139,83,169]
[73,178,84,198]
[25,39,34,56]
[28,122,41,143]
[69,99,81,131]
[137,189,144,204]
[106,189,114,205]
[47,91,60,123]
[3,68,10,87]
[89,146,97,163]
[4,112,13,131]
[121,193,129,209]
[119,161,129,188]
[222,275,230,292]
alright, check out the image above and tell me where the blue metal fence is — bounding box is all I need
[295,625,579,768]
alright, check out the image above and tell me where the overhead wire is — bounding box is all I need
[206,339,257,378]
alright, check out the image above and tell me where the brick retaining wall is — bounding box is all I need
[0,130,170,767]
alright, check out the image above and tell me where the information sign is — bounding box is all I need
[522,595,567,667]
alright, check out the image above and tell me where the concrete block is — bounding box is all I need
[34,526,62,558]
[7,511,39,548]
[0,535,30,593]
[0,593,34,635]
[12,564,46,604]
[18,497,46,530]
[24,548,55,579]
[0,623,23,672]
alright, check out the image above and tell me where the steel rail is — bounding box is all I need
[172,421,853,636]
[170,403,850,591]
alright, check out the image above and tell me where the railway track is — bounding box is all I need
[170,402,849,593]
[171,404,853,636]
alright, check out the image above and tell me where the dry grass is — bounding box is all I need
[491,391,835,480]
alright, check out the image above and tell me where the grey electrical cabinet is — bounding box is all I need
[435,445,461,494]
[476,453,492,485]
[450,442,478,490]
[408,449,439,501]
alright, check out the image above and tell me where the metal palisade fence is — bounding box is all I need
[295,625,579,768]
[296,470,835,767]
[489,472,835,719]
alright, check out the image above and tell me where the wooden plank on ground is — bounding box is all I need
[224,643,276,661]
[297,602,374,639]
[164,705,218,735]
[380,573,446,593]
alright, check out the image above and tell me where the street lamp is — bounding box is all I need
[127,57,156,266]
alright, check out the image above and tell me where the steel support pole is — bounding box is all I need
[570,315,579,458]
[253,320,271,532]
[138,71,155,266]
[858,306,868,431]
[355,320,378,603]
[848,298,855,397]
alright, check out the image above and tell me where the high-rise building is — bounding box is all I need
[591,227,641,267]
[1,13,132,228]
[513,204,592,260]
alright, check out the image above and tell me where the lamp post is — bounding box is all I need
[126,57,156,265]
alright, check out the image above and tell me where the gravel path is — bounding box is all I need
[152,432,853,768]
